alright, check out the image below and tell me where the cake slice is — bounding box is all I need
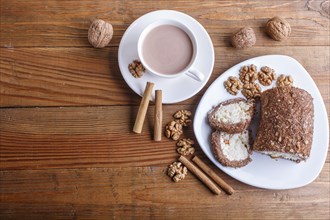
[253,86,314,162]
[208,98,255,133]
[211,130,252,168]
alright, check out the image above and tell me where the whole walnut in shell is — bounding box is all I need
[231,27,256,49]
[266,17,291,41]
[88,19,113,48]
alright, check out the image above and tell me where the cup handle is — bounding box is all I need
[185,67,205,82]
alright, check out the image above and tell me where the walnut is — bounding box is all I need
[173,110,192,127]
[231,27,256,49]
[276,74,293,87]
[266,17,291,41]
[224,76,243,95]
[165,120,183,140]
[258,66,276,86]
[242,82,261,99]
[167,162,188,182]
[176,138,195,156]
[239,64,258,84]
[88,19,113,48]
[128,60,145,78]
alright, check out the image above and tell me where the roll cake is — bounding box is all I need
[253,86,314,162]
[208,98,255,134]
[211,130,252,167]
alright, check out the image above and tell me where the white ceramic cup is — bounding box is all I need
[137,19,204,82]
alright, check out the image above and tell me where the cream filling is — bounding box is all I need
[219,131,249,161]
[214,101,251,124]
[258,151,303,161]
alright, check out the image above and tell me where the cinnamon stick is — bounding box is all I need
[154,90,162,141]
[133,82,154,133]
[178,156,221,195]
[192,156,235,195]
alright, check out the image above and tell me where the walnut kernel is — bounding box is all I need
[239,64,258,84]
[231,27,256,49]
[88,19,113,48]
[173,110,192,127]
[266,17,291,41]
[258,66,276,86]
[242,82,261,99]
[167,162,188,182]
[224,76,243,95]
[128,60,145,78]
[165,120,183,141]
[176,138,195,156]
[276,74,293,87]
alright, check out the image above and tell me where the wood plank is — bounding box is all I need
[1,46,329,107]
[1,105,329,170]
[0,104,197,169]
[0,47,134,106]
[1,1,329,219]
[1,0,329,47]
[0,166,329,219]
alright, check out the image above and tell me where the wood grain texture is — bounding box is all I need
[0,104,329,174]
[1,0,329,219]
[1,167,329,219]
[1,46,329,107]
[0,105,197,170]
[1,0,329,47]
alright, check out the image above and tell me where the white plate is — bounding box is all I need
[118,10,214,103]
[193,55,329,190]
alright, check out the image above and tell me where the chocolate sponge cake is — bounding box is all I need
[211,130,252,168]
[253,86,314,162]
[208,98,255,134]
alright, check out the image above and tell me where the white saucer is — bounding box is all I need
[118,10,214,103]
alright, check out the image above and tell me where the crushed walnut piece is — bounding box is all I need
[276,74,293,87]
[242,82,261,99]
[128,60,145,78]
[165,120,183,141]
[258,66,276,86]
[167,162,188,182]
[224,76,243,95]
[239,64,258,84]
[173,110,192,127]
[176,138,195,156]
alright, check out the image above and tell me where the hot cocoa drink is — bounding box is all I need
[141,25,193,75]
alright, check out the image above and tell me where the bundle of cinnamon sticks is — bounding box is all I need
[133,81,234,195]
[132,82,162,141]
[180,156,234,195]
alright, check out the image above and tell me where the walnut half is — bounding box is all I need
[239,64,258,84]
[258,66,276,86]
[176,138,195,156]
[128,60,145,78]
[173,110,192,127]
[224,76,243,95]
[276,74,293,87]
[165,120,183,141]
[242,82,261,99]
[167,162,188,182]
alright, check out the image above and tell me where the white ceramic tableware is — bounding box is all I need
[137,19,204,82]
[194,55,329,190]
[118,10,214,103]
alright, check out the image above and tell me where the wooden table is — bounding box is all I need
[1,0,329,219]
